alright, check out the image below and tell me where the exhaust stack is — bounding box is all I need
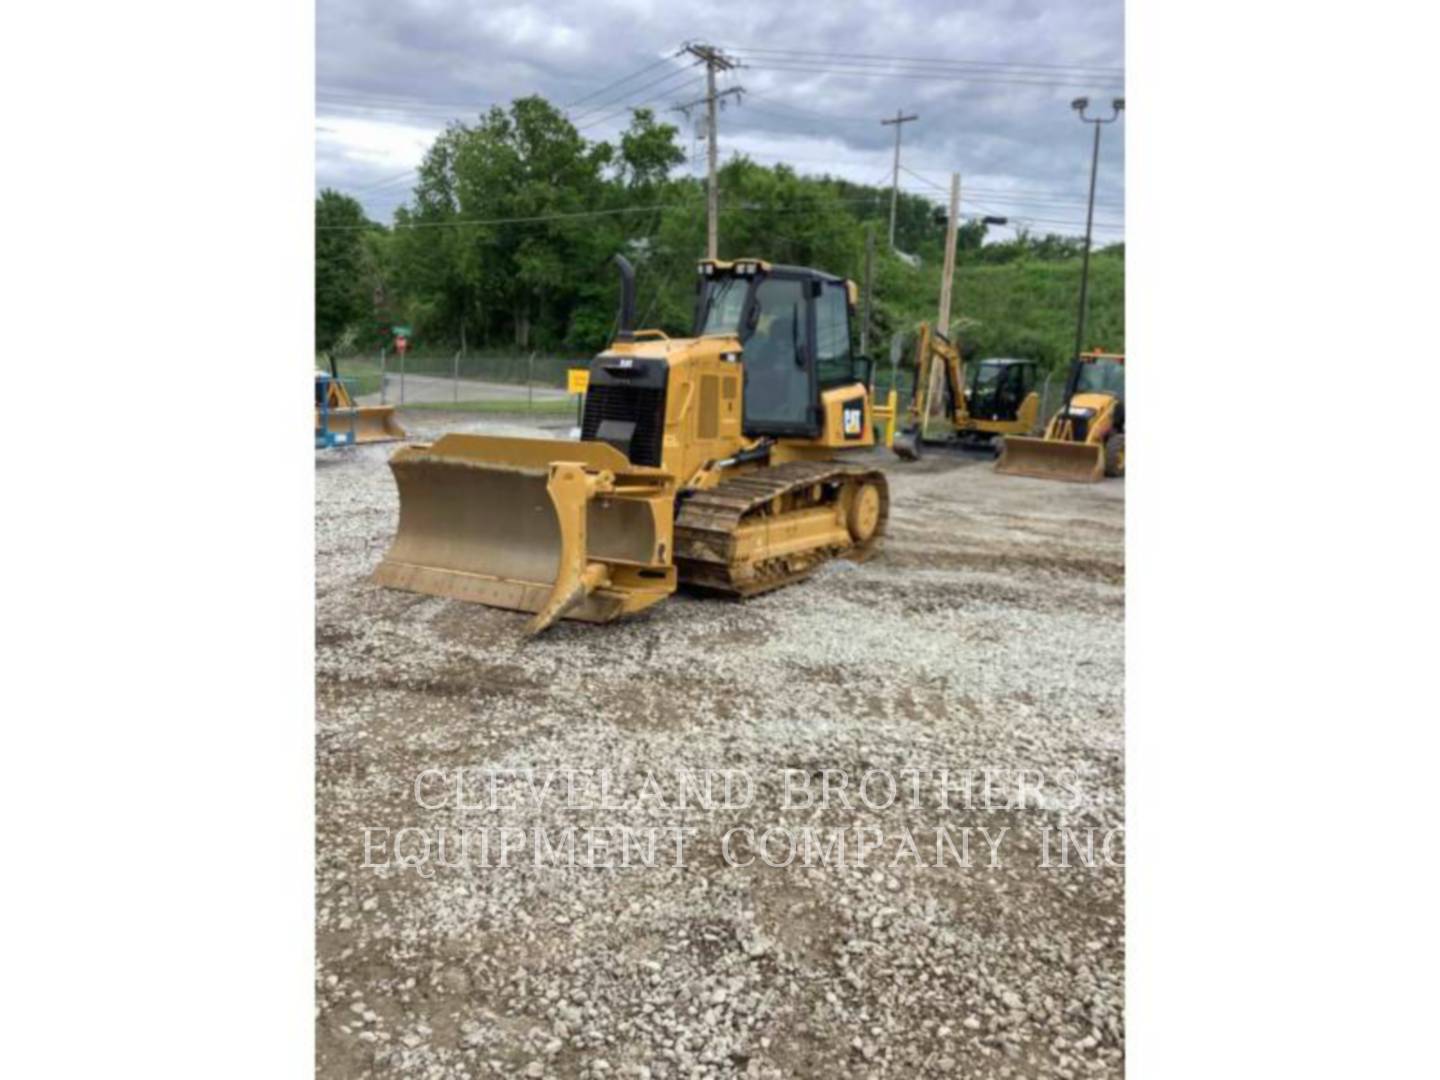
[614,254,636,342]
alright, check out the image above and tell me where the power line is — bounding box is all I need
[745,62,1123,91]
[319,194,914,232]
[739,92,874,125]
[561,53,681,109]
[903,171,1124,204]
[317,203,690,231]
[316,87,496,111]
[350,169,420,193]
[720,45,1124,78]
[574,74,706,132]
[570,63,700,122]
[316,55,690,119]
[320,194,1121,238]
[728,149,1123,206]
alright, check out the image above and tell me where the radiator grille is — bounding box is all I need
[581,383,667,466]
[699,375,719,439]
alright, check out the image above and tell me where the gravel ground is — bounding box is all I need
[316,411,1125,1079]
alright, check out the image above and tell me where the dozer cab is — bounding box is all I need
[372,256,889,635]
[996,351,1125,482]
[894,323,1040,458]
[315,356,407,445]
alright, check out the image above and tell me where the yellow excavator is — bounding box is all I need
[315,355,407,444]
[895,323,1040,458]
[996,350,1125,482]
[373,256,889,635]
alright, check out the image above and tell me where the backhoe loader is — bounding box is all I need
[996,351,1124,482]
[315,355,407,444]
[373,256,889,635]
[893,323,1040,459]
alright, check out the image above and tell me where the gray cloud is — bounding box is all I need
[317,0,1124,237]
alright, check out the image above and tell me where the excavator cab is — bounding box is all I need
[966,359,1039,423]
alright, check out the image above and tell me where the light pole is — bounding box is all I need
[1070,97,1124,374]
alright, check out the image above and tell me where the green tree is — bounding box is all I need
[350,91,1123,372]
[314,190,375,351]
[617,108,686,189]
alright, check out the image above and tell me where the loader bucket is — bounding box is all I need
[372,434,676,635]
[322,379,407,443]
[347,405,407,444]
[995,436,1105,483]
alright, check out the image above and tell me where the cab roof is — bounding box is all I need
[697,259,857,304]
[698,258,846,284]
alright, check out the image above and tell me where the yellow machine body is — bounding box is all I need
[905,323,1041,442]
[996,351,1125,483]
[319,374,407,444]
[373,259,888,635]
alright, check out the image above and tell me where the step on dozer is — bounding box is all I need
[372,255,889,636]
[995,351,1125,484]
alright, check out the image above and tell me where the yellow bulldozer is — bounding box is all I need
[894,323,1041,458]
[996,350,1125,482]
[315,356,407,444]
[373,256,889,635]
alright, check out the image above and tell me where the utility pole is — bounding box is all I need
[861,223,875,358]
[881,109,919,249]
[936,173,961,336]
[1069,97,1124,375]
[679,44,742,259]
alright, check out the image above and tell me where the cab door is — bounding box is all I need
[741,273,819,438]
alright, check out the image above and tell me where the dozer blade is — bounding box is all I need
[995,436,1105,483]
[372,434,676,635]
[347,405,407,444]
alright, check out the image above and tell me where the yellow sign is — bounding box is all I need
[566,368,590,395]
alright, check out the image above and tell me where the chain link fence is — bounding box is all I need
[329,349,589,420]
[329,344,1070,434]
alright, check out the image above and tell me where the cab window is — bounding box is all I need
[814,281,854,387]
[742,275,815,433]
[1077,360,1125,397]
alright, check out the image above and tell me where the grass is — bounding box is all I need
[324,357,384,399]
[883,252,1125,376]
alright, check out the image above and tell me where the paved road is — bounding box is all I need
[357,373,571,406]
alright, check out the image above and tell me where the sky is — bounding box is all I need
[316,0,1124,242]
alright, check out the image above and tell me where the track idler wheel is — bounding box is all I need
[847,481,883,543]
